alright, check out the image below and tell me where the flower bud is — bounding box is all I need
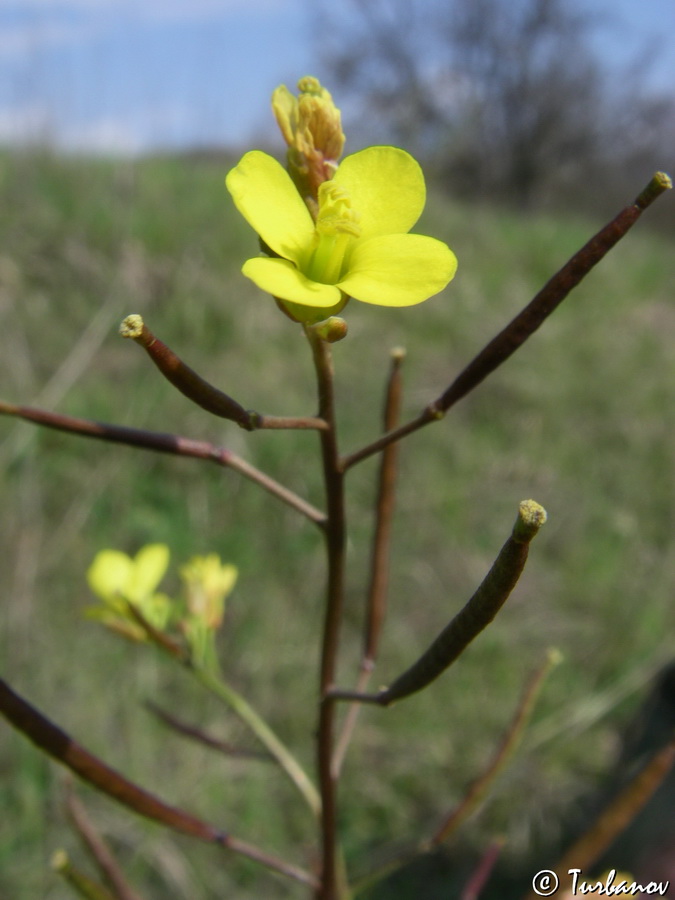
[181,555,238,630]
[311,316,348,343]
[272,76,345,206]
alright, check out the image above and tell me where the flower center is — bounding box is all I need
[306,182,361,284]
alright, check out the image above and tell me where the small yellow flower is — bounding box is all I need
[179,555,238,672]
[86,544,172,641]
[180,554,238,630]
[226,145,457,317]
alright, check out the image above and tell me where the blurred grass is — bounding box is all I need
[0,149,673,899]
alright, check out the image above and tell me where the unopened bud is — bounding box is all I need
[312,316,348,343]
[272,76,345,204]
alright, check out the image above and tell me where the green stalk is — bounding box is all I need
[192,666,321,818]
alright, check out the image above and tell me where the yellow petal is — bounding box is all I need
[225,151,314,263]
[339,234,457,307]
[271,85,297,146]
[87,550,133,600]
[128,544,170,602]
[333,147,426,239]
[243,256,343,307]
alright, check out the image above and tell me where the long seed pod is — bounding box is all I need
[376,500,547,705]
[120,315,255,428]
[0,678,318,888]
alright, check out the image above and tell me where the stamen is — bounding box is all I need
[307,183,361,284]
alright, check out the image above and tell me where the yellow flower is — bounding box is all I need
[225,146,457,318]
[86,544,172,641]
[180,554,238,630]
[179,555,238,672]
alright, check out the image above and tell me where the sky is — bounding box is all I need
[0,0,672,155]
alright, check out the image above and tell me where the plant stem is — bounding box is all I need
[430,650,560,845]
[145,701,272,760]
[192,666,321,817]
[306,326,349,900]
[0,400,327,527]
[333,348,405,777]
[350,653,557,896]
[530,736,675,900]
[65,782,145,900]
[0,678,318,889]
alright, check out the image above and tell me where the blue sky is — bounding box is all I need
[0,0,672,154]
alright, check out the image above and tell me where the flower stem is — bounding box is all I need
[124,603,320,817]
[191,666,321,817]
[306,326,349,900]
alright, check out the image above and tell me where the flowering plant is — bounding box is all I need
[0,77,672,900]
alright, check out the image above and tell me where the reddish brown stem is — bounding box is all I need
[343,172,672,470]
[460,840,505,900]
[65,782,145,900]
[0,400,326,527]
[0,677,318,889]
[145,701,271,761]
[306,326,347,900]
[363,348,405,663]
[332,348,405,777]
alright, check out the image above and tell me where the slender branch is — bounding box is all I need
[351,653,557,896]
[125,604,321,817]
[125,602,186,660]
[521,733,675,900]
[430,650,561,845]
[363,348,406,664]
[343,172,672,470]
[65,781,145,900]
[120,315,327,431]
[333,348,405,777]
[0,400,326,528]
[328,500,547,707]
[192,666,322,818]
[459,840,505,900]
[145,701,272,761]
[554,737,675,871]
[0,677,318,889]
[306,325,349,900]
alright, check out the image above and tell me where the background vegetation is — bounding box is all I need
[316,0,675,223]
[0,148,673,898]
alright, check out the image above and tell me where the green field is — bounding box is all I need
[1,150,673,899]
